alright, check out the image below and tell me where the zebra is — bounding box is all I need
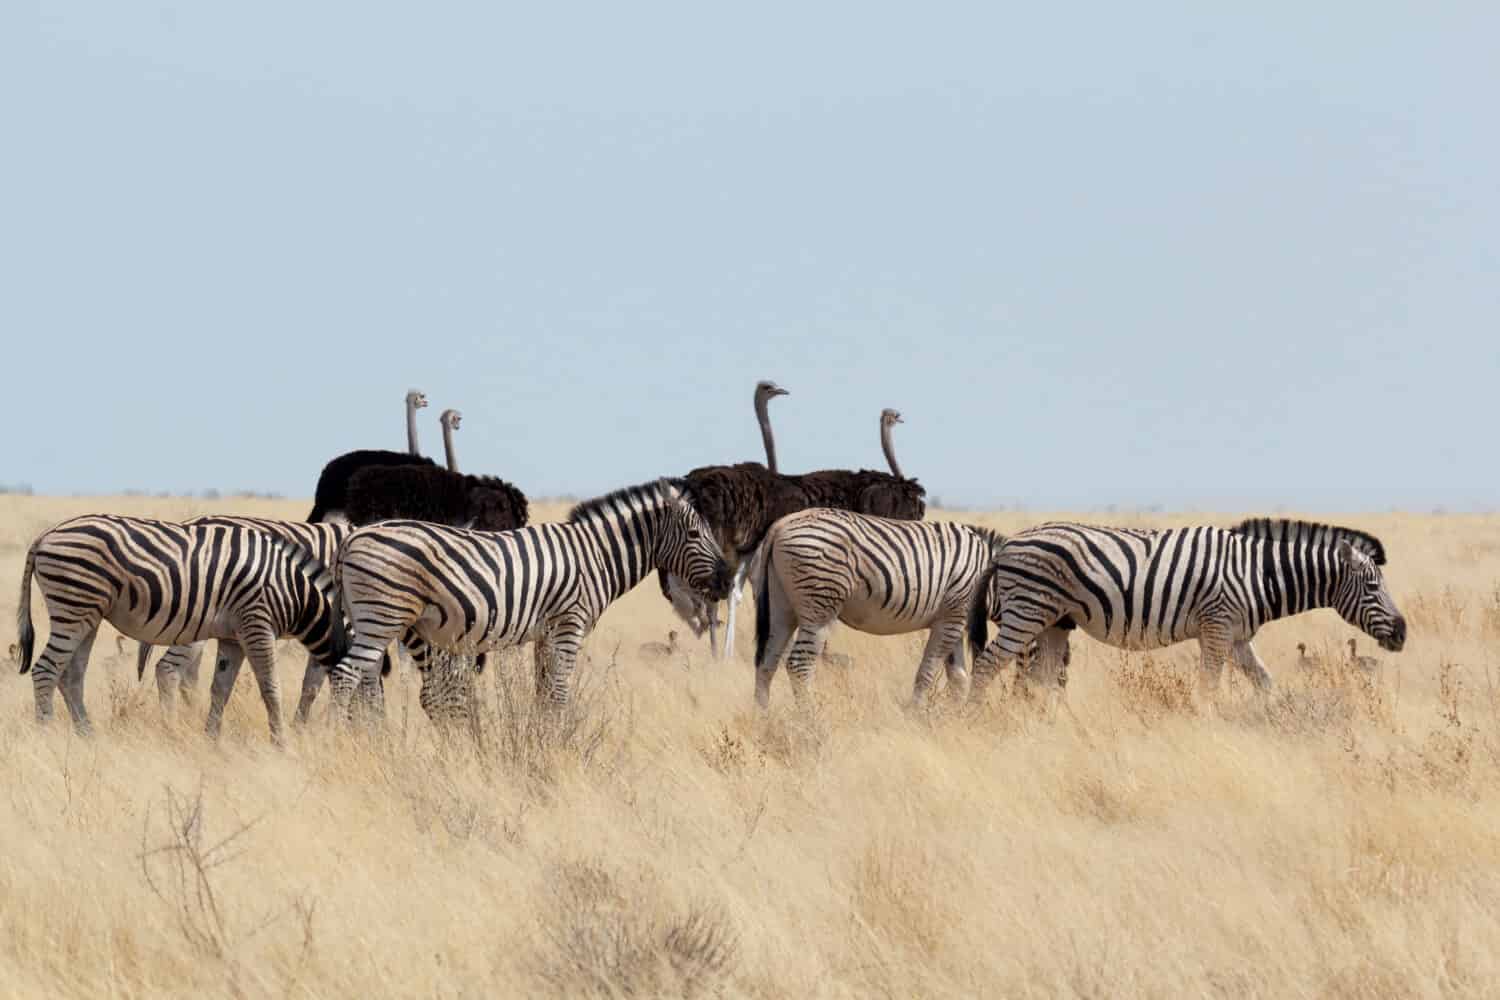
[325,478,733,718]
[15,515,347,741]
[966,518,1407,700]
[134,516,388,725]
[751,508,1005,709]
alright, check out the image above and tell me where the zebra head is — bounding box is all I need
[657,485,733,602]
[1331,539,1406,652]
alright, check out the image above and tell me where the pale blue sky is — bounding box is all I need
[4,3,1496,510]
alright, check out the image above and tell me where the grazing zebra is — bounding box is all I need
[135,517,387,725]
[325,478,732,717]
[15,515,347,740]
[966,518,1407,700]
[751,508,1004,709]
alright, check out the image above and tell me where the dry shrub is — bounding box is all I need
[471,647,633,791]
[529,859,738,998]
[1484,584,1500,638]
[748,707,829,769]
[1418,660,1480,794]
[136,780,315,982]
[1110,651,1196,721]
[700,723,766,775]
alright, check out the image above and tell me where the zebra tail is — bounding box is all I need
[967,562,999,663]
[137,642,152,681]
[754,539,774,668]
[16,542,36,674]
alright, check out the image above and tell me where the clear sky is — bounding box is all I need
[4,3,1496,511]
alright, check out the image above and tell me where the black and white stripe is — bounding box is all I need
[967,518,1408,698]
[752,508,1002,708]
[326,479,732,716]
[136,517,387,726]
[15,515,346,740]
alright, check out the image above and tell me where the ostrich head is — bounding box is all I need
[1296,643,1306,655]
[440,409,462,431]
[406,389,429,410]
[881,408,903,428]
[755,380,789,403]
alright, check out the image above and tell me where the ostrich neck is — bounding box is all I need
[756,396,778,474]
[443,423,459,472]
[881,422,903,479]
[406,402,421,456]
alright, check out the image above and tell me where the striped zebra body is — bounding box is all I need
[968,518,1407,699]
[15,515,346,739]
[752,508,1001,708]
[137,517,386,725]
[327,479,731,717]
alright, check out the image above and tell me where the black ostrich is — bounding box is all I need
[306,389,435,523]
[661,384,928,658]
[344,466,529,532]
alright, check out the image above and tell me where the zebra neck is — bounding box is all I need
[574,503,664,602]
[1254,538,1335,624]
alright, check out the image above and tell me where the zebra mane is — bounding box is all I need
[1230,518,1387,566]
[963,524,1007,556]
[567,478,685,524]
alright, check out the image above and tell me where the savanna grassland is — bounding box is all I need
[2,494,1498,998]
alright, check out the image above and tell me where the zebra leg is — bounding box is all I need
[706,601,721,659]
[330,625,403,722]
[538,614,589,705]
[240,621,286,743]
[533,635,552,698]
[419,651,476,734]
[1020,627,1072,693]
[911,622,965,708]
[1229,638,1274,691]
[1196,623,1233,698]
[155,642,206,715]
[783,622,833,708]
[293,650,327,725]
[970,597,1057,703]
[31,614,100,726]
[178,642,204,705]
[754,571,796,710]
[721,559,754,661]
[57,627,100,734]
[204,640,247,739]
[942,644,970,702]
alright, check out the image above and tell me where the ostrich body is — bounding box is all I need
[344,465,529,533]
[307,389,434,523]
[440,409,461,473]
[663,383,927,659]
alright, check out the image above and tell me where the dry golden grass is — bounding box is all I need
[2,495,1499,997]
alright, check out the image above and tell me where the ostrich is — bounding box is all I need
[1296,642,1319,672]
[440,408,462,473]
[638,630,681,661]
[754,380,787,473]
[659,381,787,654]
[343,465,528,532]
[665,383,929,660]
[1347,637,1382,673]
[306,389,436,523]
[880,408,905,478]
